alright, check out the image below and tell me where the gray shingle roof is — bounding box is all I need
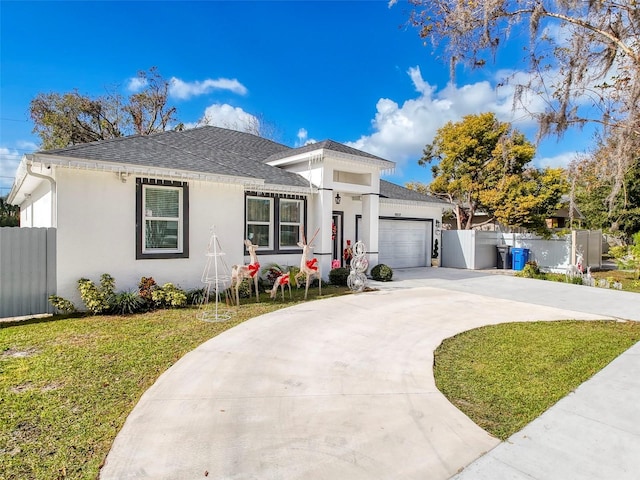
[36,127,434,204]
[38,126,309,188]
[380,180,449,204]
[265,139,391,163]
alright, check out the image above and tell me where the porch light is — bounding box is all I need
[335,193,341,205]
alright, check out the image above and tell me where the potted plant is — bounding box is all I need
[431,238,440,267]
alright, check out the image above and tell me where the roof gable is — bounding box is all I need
[264,139,389,164]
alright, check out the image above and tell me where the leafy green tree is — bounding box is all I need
[570,144,640,235]
[420,112,567,231]
[30,67,178,150]
[0,196,19,226]
[405,181,430,195]
[610,232,640,280]
[482,167,568,232]
[398,0,640,221]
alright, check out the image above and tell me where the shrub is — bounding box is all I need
[371,264,393,282]
[234,279,253,299]
[288,266,300,288]
[151,283,187,308]
[48,295,77,314]
[110,291,146,315]
[261,263,284,285]
[329,267,350,286]
[77,274,115,314]
[138,276,158,304]
[186,287,207,306]
[567,275,584,285]
[521,261,541,278]
[611,232,640,280]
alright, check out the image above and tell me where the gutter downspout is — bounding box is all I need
[26,156,57,227]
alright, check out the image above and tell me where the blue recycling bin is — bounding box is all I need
[511,247,530,271]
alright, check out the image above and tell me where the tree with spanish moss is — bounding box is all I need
[396,0,640,225]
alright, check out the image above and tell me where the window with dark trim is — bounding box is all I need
[245,193,306,254]
[136,178,189,259]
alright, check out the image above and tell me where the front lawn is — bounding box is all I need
[0,287,347,480]
[434,320,640,440]
[518,266,640,293]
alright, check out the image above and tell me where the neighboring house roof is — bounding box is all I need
[379,180,448,204]
[553,195,585,220]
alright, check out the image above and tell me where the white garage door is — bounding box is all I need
[379,219,432,268]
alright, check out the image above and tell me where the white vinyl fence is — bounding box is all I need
[442,230,602,271]
[0,227,56,319]
[441,230,498,270]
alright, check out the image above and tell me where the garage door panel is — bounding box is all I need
[378,219,432,269]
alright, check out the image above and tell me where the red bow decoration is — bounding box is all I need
[306,258,318,271]
[276,273,290,286]
[248,262,260,278]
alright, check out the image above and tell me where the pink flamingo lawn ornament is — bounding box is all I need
[269,271,292,301]
[231,239,260,305]
[295,229,321,300]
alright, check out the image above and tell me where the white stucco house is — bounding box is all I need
[8,126,447,304]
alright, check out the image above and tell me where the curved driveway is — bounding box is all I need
[100,269,638,479]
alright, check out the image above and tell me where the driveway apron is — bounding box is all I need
[100,270,615,479]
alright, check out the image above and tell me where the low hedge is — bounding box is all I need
[329,267,350,286]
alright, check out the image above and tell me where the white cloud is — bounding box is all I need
[169,77,248,100]
[346,66,549,166]
[295,128,317,147]
[127,77,148,92]
[0,147,22,194]
[189,103,259,133]
[17,140,38,151]
[535,151,583,169]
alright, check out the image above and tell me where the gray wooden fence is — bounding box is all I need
[0,227,56,319]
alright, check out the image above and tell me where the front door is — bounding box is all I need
[332,212,343,267]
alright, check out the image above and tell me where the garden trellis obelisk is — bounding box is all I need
[199,226,232,322]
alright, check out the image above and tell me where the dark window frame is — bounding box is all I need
[136,178,190,260]
[244,192,307,255]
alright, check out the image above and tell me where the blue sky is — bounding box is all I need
[0,0,588,197]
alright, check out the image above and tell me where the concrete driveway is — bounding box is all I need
[100,268,639,479]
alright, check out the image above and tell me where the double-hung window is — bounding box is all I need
[279,199,303,249]
[246,196,274,249]
[136,179,189,259]
[246,194,306,252]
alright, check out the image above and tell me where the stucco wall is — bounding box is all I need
[20,180,52,227]
[55,168,245,305]
[379,200,443,221]
[52,166,445,307]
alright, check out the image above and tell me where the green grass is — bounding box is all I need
[592,270,640,292]
[0,286,348,480]
[434,320,640,440]
[518,268,640,292]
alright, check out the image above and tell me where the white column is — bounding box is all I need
[313,189,334,279]
[361,193,379,267]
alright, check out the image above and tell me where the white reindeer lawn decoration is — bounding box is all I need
[295,229,321,300]
[231,239,261,305]
[269,272,292,301]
